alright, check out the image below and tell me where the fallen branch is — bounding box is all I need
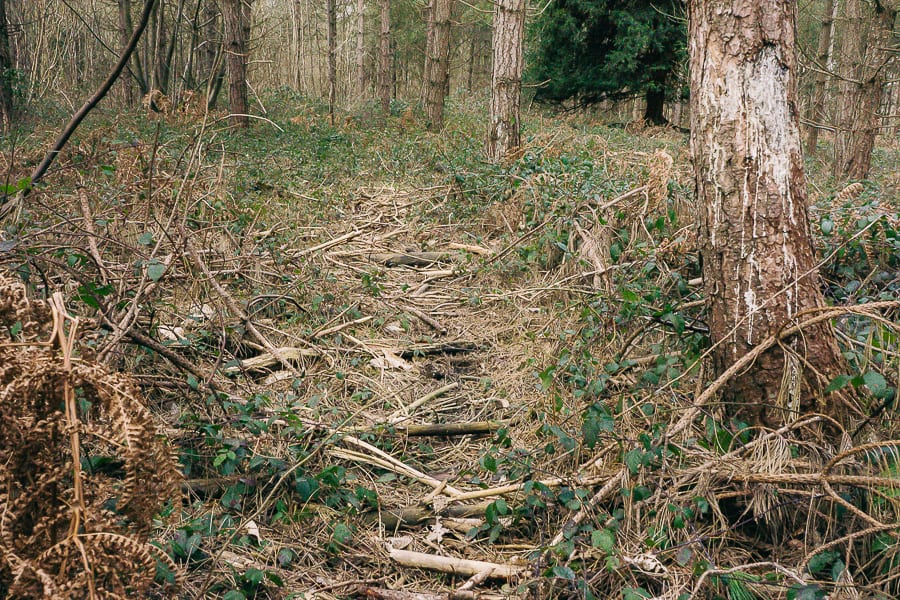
[370,251,449,267]
[367,501,495,528]
[397,342,480,359]
[388,382,459,422]
[222,346,319,374]
[394,421,501,437]
[387,547,524,579]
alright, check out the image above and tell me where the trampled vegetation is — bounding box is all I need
[1,91,898,598]
[2,0,900,597]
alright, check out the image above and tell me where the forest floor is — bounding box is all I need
[1,91,899,599]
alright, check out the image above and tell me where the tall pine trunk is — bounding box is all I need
[689,0,845,427]
[423,0,451,130]
[804,0,837,154]
[223,0,251,127]
[833,0,897,181]
[356,0,366,97]
[326,0,336,125]
[378,0,391,117]
[486,0,524,162]
[0,0,15,129]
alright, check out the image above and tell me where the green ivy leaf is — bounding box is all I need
[624,449,644,474]
[825,374,852,393]
[551,565,575,580]
[146,259,165,282]
[591,529,615,553]
[862,371,887,397]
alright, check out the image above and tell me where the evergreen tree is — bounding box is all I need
[527,0,686,124]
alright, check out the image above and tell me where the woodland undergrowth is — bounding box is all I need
[1,91,899,599]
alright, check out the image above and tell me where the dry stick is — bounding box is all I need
[387,382,459,423]
[394,421,501,437]
[801,523,899,572]
[400,304,447,334]
[122,327,223,396]
[77,189,109,285]
[670,300,900,437]
[659,217,891,400]
[293,228,364,257]
[339,434,465,496]
[49,294,98,600]
[28,0,157,188]
[387,547,524,579]
[548,302,900,556]
[181,227,302,378]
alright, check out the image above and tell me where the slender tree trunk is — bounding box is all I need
[644,87,666,125]
[466,27,476,91]
[154,0,170,93]
[689,0,845,427]
[423,0,451,130]
[378,0,391,116]
[202,0,222,106]
[0,0,15,129]
[833,0,897,181]
[327,0,336,125]
[805,0,837,153]
[117,0,137,104]
[356,0,366,97]
[223,0,251,126]
[422,1,433,103]
[485,0,525,162]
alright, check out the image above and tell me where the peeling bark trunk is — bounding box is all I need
[804,0,837,153]
[378,0,391,116]
[423,0,451,130]
[833,0,897,181]
[223,0,251,127]
[689,0,845,427]
[0,0,14,129]
[486,0,525,162]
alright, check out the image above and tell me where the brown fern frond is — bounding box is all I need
[835,182,865,203]
[0,274,183,598]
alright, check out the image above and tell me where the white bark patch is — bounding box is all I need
[707,45,806,343]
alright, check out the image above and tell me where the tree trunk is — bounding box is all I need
[644,87,666,125]
[485,0,525,162]
[119,0,150,97]
[378,0,391,117]
[202,0,223,107]
[804,0,837,154]
[326,0,336,124]
[689,0,845,427]
[0,0,14,129]
[833,0,897,181]
[356,0,366,97]
[223,0,251,126]
[423,0,451,130]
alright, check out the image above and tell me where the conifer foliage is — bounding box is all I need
[527,0,686,124]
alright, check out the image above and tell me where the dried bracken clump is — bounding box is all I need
[645,148,673,208]
[835,181,865,203]
[0,272,181,599]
